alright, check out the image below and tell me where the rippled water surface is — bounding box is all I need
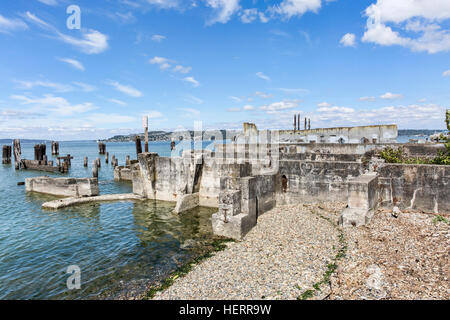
[0,141,216,299]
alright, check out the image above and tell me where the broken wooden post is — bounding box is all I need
[84,157,88,167]
[126,155,130,166]
[143,116,149,153]
[96,157,101,168]
[308,118,311,130]
[92,160,98,178]
[304,118,307,131]
[293,114,296,131]
[2,145,11,164]
[135,136,142,156]
[51,141,59,155]
[43,155,48,165]
[13,139,21,170]
[105,152,109,164]
[98,142,106,155]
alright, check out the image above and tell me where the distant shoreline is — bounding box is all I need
[0,129,446,143]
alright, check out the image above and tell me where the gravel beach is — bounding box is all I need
[330,208,450,300]
[153,201,449,300]
[154,202,345,300]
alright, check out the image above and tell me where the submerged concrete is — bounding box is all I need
[42,193,144,209]
[26,176,99,197]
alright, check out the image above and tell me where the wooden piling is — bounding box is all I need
[92,161,98,178]
[98,142,106,155]
[84,157,88,167]
[126,155,130,166]
[105,152,109,164]
[135,136,142,156]
[96,157,101,168]
[2,145,11,164]
[13,139,21,170]
[51,141,59,155]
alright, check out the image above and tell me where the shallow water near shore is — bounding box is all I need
[0,141,216,299]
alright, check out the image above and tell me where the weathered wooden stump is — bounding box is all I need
[98,143,106,155]
[92,161,98,178]
[105,152,109,164]
[13,139,21,170]
[2,145,11,164]
[135,136,142,156]
[51,141,59,155]
[126,155,130,166]
[96,157,101,168]
[84,157,88,167]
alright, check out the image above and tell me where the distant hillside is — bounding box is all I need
[398,129,446,136]
[101,130,241,142]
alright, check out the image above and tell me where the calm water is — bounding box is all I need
[0,141,217,300]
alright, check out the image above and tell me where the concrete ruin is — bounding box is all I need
[26,176,99,197]
[126,123,448,240]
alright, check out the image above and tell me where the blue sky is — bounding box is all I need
[0,0,449,140]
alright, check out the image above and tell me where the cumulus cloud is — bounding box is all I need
[340,33,356,47]
[317,102,331,107]
[205,0,241,25]
[443,70,450,77]
[108,80,143,97]
[380,92,403,100]
[361,0,450,54]
[270,0,322,19]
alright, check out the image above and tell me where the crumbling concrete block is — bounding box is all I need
[340,173,378,227]
[25,176,99,197]
[174,193,199,214]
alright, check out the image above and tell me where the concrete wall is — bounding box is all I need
[277,124,398,144]
[25,176,99,197]
[277,160,364,203]
[377,164,450,213]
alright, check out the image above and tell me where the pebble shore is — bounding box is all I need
[154,202,345,300]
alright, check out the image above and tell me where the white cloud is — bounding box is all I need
[183,76,200,87]
[229,96,242,102]
[255,91,272,99]
[205,0,241,25]
[317,102,331,107]
[0,14,28,33]
[37,0,58,5]
[260,100,299,113]
[256,72,270,81]
[25,12,109,54]
[85,113,136,124]
[317,105,355,113]
[243,104,255,110]
[145,110,164,118]
[178,107,201,116]
[271,0,322,19]
[58,58,85,71]
[146,0,180,9]
[443,70,450,77]
[184,94,204,104]
[173,65,192,73]
[227,107,241,112]
[108,80,143,97]
[152,34,166,42]
[380,92,403,100]
[14,80,73,92]
[340,33,356,47]
[72,82,96,92]
[278,87,309,94]
[108,99,128,106]
[359,96,376,102]
[240,8,258,23]
[361,0,450,54]
[11,94,96,116]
